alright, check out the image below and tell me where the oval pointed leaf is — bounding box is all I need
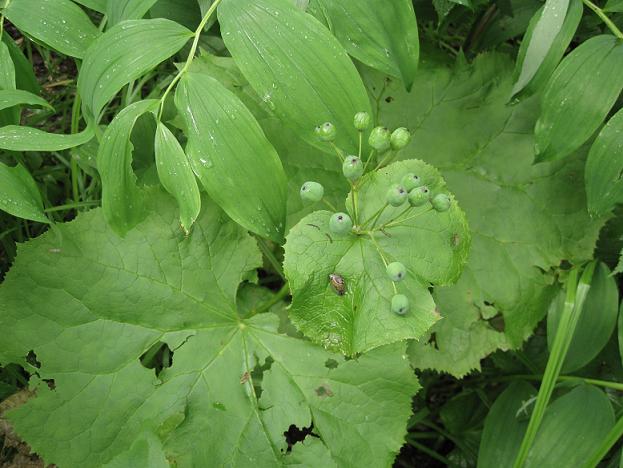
[310,0,419,90]
[0,162,48,223]
[0,126,93,151]
[2,33,40,95]
[547,262,619,372]
[218,0,372,153]
[511,0,582,99]
[154,122,201,234]
[98,100,158,235]
[0,89,52,112]
[0,41,15,91]
[4,0,100,58]
[284,160,470,355]
[586,108,623,216]
[78,19,192,122]
[535,35,623,162]
[106,0,159,26]
[175,72,287,243]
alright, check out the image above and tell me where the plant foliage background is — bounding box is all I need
[0,0,622,466]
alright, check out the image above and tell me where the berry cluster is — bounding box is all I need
[299,112,452,316]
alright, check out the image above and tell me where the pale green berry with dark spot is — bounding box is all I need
[401,173,422,191]
[329,212,353,235]
[315,122,337,142]
[300,181,324,202]
[408,186,430,207]
[386,262,407,282]
[390,127,411,150]
[368,126,391,153]
[386,184,408,207]
[391,294,409,315]
[432,193,451,212]
[342,155,364,181]
[354,111,371,131]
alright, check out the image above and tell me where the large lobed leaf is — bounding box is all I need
[0,191,417,467]
[284,160,470,356]
[364,53,605,376]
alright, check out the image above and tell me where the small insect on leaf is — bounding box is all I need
[240,371,250,384]
[329,273,346,296]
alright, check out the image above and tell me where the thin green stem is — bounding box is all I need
[491,374,623,392]
[362,202,390,229]
[407,439,452,466]
[0,14,5,38]
[362,149,376,174]
[322,198,337,212]
[374,150,395,171]
[256,237,285,280]
[157,0,223,119]
[513,262,596,468]
[249,283,290,317]
[329,142,345,162]
[70,92,82,205]
[368,233,396,293]
[380,206,432,230]
[582,0,623,39]
[44,201,100,213]
[583,414,623,468]
[358,132,363,159]
[352,183,360,224]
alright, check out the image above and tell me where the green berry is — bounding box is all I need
[408,186,430,207]
[390,127,411,151]
[354,112,371,131]
[386,262,407,282]
[315,122,337,142]
[401,173,422,191]
[432,193,451,212]
[391,294,409,315]
[368,126,391,153]
[300,181,324,202]
[342,156,364,181]
[329,212,353,235]
[386,184,408,207]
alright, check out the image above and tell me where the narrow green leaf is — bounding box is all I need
[219,0,372,153]
[0,162,48,223]
[481,383,614,467]
[0,41,15,91]
[511,0,582,99]
[586,109,623,216]
[2,33,40,95]
[0,126,93,151]
[78,19,192,122]
[4,0,100,58]
[0,89,53,112]
[547,263,619,372]
[72,0,107,13]
[619,302,623,367]
[479,381,536,468]
[98,100,158,235]
[106,0,159,27]
[310,0,419,90]
[535,35,623,162]
[175,72,287,243]
[154,122,201,234]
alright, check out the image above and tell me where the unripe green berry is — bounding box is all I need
[432,193,451,212]
[386,262,407,282]
[300,181,324,202]
[354,112,371,131]
[368,126,391,153]
[386,184,408,207]
[342,156,364,181]
[390,127,411,151]
[408,186,430,207]
[315,122,337,142]
[401,173,422,191]
[329,212,353,235]
[391,294,409,315]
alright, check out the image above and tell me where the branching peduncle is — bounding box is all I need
[582,0,623,39]
[378,206,432,230]
[368,233,397,293]
[157,0,223,120]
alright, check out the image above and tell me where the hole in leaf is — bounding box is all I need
[283,423,316,452]
[324,358,338,369]
[250,355,274,398]
[26,351,40,369]
[427,332,439,350]
[43,379,56,390]
[315,384,334,398]
[140,342,173,377]
[487,314,505,332]
[385,96,394,103]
